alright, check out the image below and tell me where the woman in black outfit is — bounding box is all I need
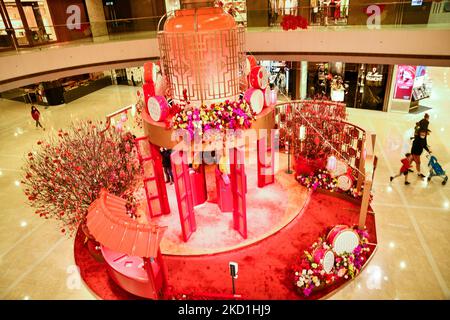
[160,148,174,184]
[411,130,431,178]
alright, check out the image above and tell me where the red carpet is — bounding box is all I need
[74,191,377,300]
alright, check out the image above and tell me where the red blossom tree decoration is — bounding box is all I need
[21,120,141,236]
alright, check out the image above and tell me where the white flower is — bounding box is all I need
[320,270,325,275]
[344,263,348,267]
[308,270,313,275]
[344,275,348,279]
[295,272,299,276]
[302,270,307,275]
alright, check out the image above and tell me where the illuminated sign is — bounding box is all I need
[394,65,416,100]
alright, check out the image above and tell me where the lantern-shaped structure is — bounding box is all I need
[158,0,246,107]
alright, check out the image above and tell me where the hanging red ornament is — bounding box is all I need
[314,136,320,146]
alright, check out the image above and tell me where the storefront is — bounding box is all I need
[110,67,144,86]
[0,0,93,50]
[0,0,57,49]
[1,72,112,106]
[306,62,390,111]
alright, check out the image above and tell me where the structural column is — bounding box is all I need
[85,0,108,38]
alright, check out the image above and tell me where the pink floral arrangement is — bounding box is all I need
[21,120,141,236]
[291,226,371,297]
[169,99,255,138]
[296,168,373,201]
[280,15,308,31]
[296,169,336,191]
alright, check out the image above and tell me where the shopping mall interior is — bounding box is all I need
[0,0,449,306]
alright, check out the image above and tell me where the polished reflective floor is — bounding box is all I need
[0,67,448,300]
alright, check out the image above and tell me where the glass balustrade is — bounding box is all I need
[0,1,448,54]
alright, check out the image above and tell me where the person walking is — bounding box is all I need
[31,105,44,130]
[411,130,431,178]
[160,148,174,184]
[390,153,413,185]
[412,113,431,140]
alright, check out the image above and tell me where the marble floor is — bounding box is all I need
[0,68,449,300]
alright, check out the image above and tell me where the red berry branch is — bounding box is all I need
[21,120,141,236]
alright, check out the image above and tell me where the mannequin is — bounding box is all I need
[322,0,331,25]
[270,0,279,25]
[288,0,298,15]
[278,0,285,15]
[334,0,341,21]
[311,0,319,24]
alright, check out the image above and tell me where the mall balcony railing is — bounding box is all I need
[0,1,449,54]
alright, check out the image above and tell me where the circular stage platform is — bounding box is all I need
[75,187,378,300]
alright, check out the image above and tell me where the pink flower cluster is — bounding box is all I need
[170,100,255,138]
[291,226,372,297]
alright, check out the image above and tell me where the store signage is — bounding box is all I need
[66,5,81,30]
[411,0,423,6]
[394,65,416,100]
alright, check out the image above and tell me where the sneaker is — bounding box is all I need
[418,173,426,178]
[390,176,393,182]
[405,181,410,185]
[408,169,414,173]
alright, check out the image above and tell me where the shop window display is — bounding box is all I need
[310,0,349,26]
[269,0,299,26]
[165,0,181,12]
[218,0,247,26]
[3,0,56,46]
[392,65,432,112]
[307,62,388,111]
[260,60,291,98]
[356,64,388,111]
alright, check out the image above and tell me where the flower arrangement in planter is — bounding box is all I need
[280,15,308,31]
[21,120,141,236]
[295,168,373,201]
[292,226,371,297]
[296,169,336,191]
[168,99,255,138]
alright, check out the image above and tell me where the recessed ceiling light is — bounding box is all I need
[14,180,20,187]
[20,221,27,228]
